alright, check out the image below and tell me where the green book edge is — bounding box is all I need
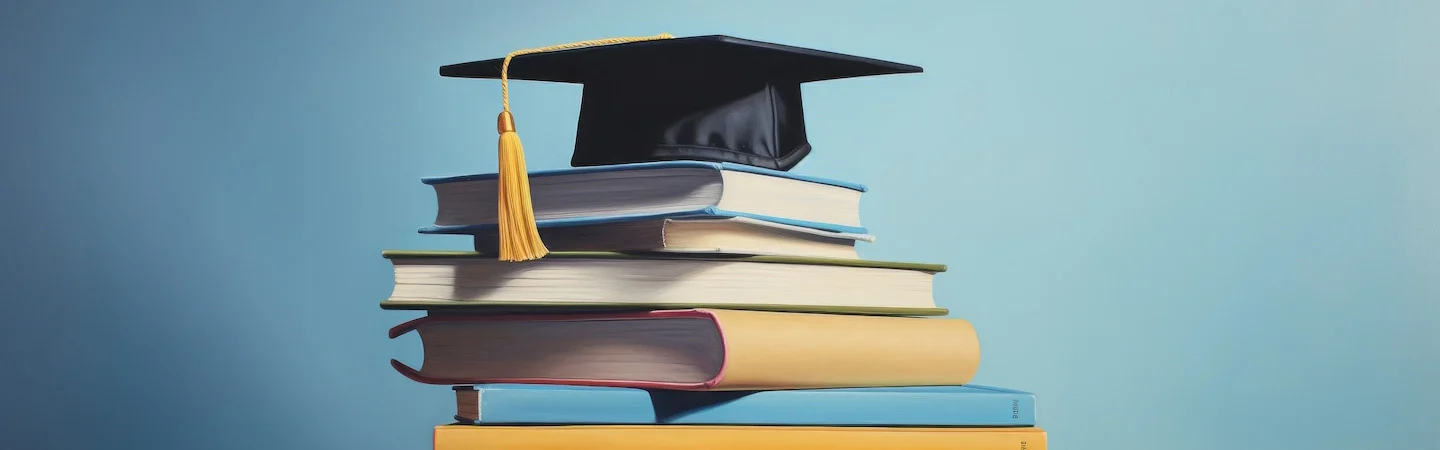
[379,301,950,317]
[380,250,949,273]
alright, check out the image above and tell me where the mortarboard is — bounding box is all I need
[446,34,921,262]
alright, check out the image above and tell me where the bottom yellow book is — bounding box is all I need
[434,425,1046,450]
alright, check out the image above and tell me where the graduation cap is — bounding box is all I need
[445,33,921,262]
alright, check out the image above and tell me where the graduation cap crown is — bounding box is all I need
[448,33,921,262]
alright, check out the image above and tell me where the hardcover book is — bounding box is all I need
[434,425,1047,450]
[420,161,869,237]
[380,250,948,316]
[452,384,1036,426]
[389,308,980,390]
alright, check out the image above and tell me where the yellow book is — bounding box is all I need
[434,425,1046,450]
[391,308,980,390]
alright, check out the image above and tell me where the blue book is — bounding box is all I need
[419,161,870,236]
[451,384,1036,427]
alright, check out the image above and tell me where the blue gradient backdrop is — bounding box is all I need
[2,1,1437,449]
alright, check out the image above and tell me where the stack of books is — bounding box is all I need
[381,35,1048,450]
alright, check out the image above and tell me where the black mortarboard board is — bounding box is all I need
[441,34,922,172]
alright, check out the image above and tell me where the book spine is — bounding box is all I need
[462,387,658,424]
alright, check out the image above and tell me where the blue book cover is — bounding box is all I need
[419,161,871,235]
[452,384,1036,427]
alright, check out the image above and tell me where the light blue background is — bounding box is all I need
[2,1,1436,449]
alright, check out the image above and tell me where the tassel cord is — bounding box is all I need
[500,33,674,114]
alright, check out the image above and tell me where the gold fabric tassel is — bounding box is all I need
[493,33,674,262]
[495,110,544,261]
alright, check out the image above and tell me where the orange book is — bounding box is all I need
[390,308,980,390]
[434,425,1046,450]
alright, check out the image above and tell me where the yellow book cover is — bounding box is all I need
[434,425,1046,450]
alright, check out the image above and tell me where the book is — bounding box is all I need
[389,308,980,390]
[434,425,1047,450]
[379,251,947,316]
[471,216,874,259]
[420,161,869,236]
[451,384,1036,426]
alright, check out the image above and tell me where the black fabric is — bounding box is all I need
[440,35,920,171]
[571,76,810,170]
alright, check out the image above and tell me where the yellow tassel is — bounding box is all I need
[495,111,547,261]
[492,33,675,262]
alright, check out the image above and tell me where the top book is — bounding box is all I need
[421,161,874,257]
